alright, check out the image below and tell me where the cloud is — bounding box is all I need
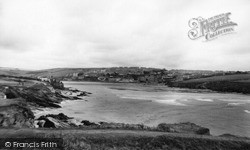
[0,0,250,70]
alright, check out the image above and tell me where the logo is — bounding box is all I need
[188,12,237,41]
[5,142,11,147]
[0,138,63,149]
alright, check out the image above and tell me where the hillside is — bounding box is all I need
[170,74,250,94]
[0,67,30,76]
[182,74,250,83]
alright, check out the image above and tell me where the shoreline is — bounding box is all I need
[64,80,250,97]
[1,77,250,139]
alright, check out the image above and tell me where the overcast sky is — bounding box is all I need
[0,0,249,71]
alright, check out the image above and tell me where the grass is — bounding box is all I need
[171,74,250,94]
[0,128,249,150]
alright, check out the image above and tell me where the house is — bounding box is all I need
[72,73,79,77]
[38,77,51,82]
[0,92,6,99]
[98,76,106,81]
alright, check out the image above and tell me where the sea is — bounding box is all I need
[35,81,250,137]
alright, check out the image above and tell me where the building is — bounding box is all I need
[38,77,51,82]
[72,73,79,77]
[0,92,6,99]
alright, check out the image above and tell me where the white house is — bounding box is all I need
[0,92,6,99]
[38,77,51,82]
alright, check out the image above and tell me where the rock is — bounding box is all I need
[38,117,71,128]
[81,120,98,126]
[2,87,19,99]
[157,123,175,132]
[2,84,63,108]
[36,120,46,128]
[47,117,71,128]
[0,104,34,128]
[157,122,210,135]
[37,113,75,128]
[68,87,80,92]
[73,96,82,100]
[77,92,87,96]
[196,127,210,135]
[38,113,72,122]
[50,79,64,90]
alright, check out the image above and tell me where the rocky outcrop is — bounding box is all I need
[33,113,210,136]
[60,87,91,99]
[0,104,34,128]
[37,117,71,128]
[36,113,75,128]
[41,113,73,121]
[1,84,63,108]
[81,120,98,126]
[157,122,210,135]
[50,79,64,90]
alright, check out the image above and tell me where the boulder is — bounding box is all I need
[37,113,74,128]
[38,117,71,128]
[77,92,88,96]
[38,113,72,122]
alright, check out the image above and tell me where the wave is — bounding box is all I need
[155,99,186,106]
[244,110,250,113]
[119,95,186,106]
[196,98,214,102]
[227,103,245,106]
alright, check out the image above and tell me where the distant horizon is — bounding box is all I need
[0,66,249,72]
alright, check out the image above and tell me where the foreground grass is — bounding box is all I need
[0,128,249,150]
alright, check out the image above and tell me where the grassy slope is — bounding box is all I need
[0,128,249,150]
[171,74,250,94]
[0,67,81,77]
[183,74,250,83]
[25,68,84,77]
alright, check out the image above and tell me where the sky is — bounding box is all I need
[0,0,250,71]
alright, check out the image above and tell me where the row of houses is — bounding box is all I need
[63,69,229,83]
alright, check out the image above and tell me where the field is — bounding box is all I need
[183,74,250,83]
[171,74,250,94]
